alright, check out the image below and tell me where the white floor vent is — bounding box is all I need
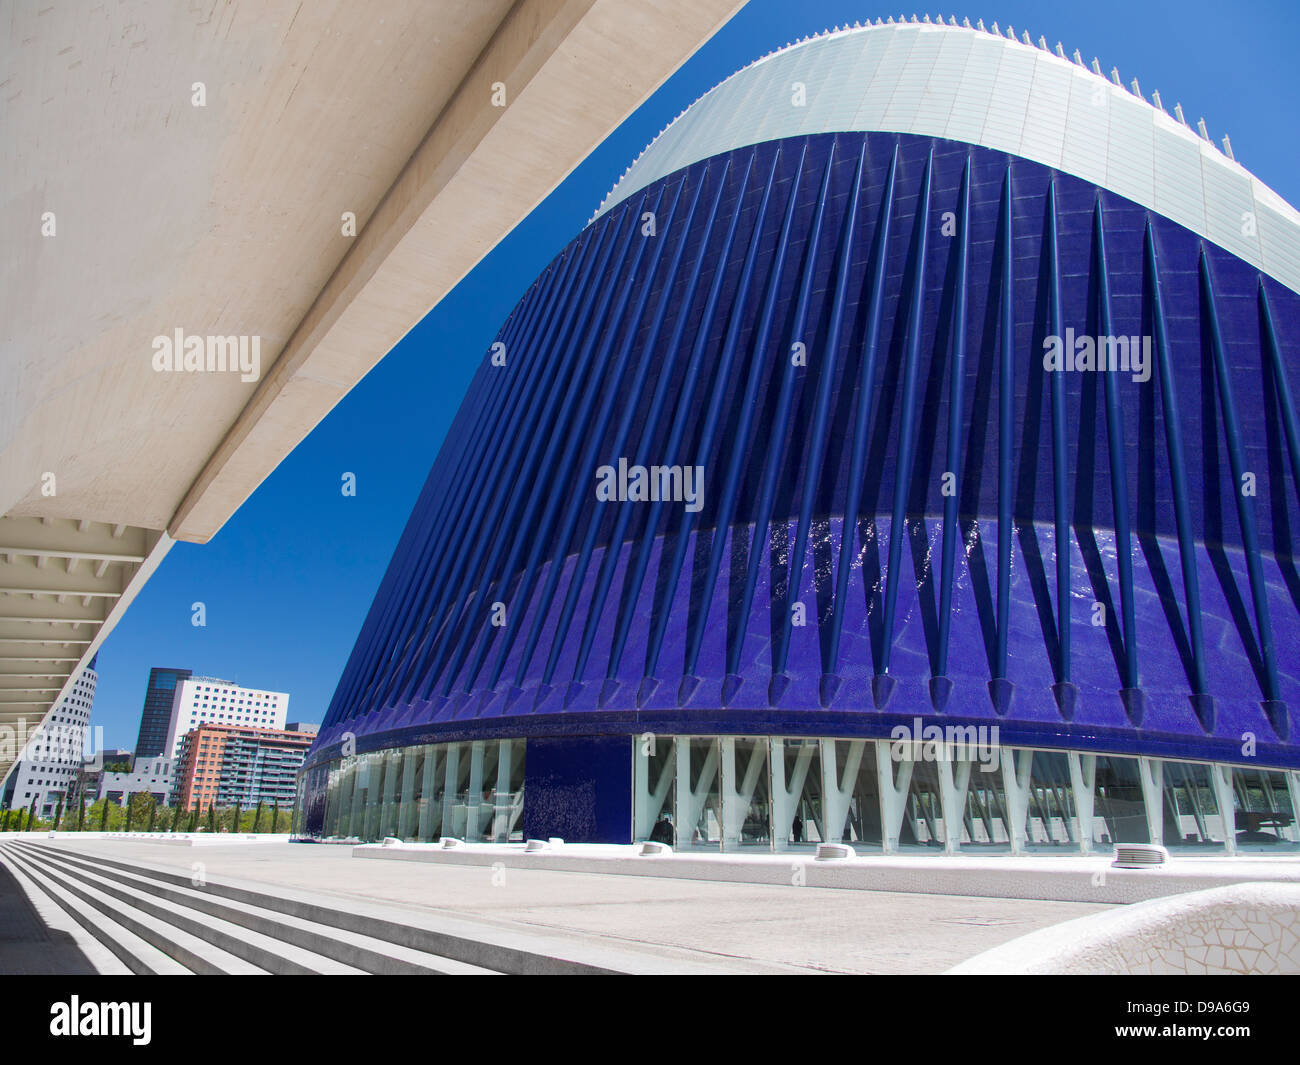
[1111,843,1169,868]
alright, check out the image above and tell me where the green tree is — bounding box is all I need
[169,802,183,833]
[98,797,110,832]
[124,792,133,833]
[229,800,241,834]
[26,797,37,831]
[188,805,198,833]
[251,801,263,834]
[76,799,85,832]
[206,804,216,834]
[53,797,64,831]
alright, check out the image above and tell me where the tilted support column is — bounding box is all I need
[417,745,441,841]
[1210,763,1238,855]
[1001,748,1032,854]
[440,743,462,839]
[465,741,486,841]
[397,748,418,838]
[819,739,865,845]
[721,738,767,849]
[1067,752,1096,854]
[771,738,816,851]
[937,755,972,855]
[634,736,675,840]
[382,750,402,837]
[334,762,356,838]
[492,740,514,842]
[674,738,719,848]
[876,741,914,855]
[1137,757,1164,846]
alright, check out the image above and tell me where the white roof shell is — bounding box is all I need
[598,20,1300,294]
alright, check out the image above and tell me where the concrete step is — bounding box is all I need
[17,841,490,975]
[13,839,610,973]
[11,843,356,975]
[0,842,261,974]
[0,844,170,975]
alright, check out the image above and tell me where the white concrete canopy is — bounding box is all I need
[0,0,743,785]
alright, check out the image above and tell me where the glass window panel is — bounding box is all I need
[1234,768,1300,850]
[1093,755,1148,845]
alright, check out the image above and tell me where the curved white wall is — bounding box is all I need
[949,881,1300,974]
[599,19,1300,295]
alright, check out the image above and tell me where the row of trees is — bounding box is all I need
[0,792,290,834]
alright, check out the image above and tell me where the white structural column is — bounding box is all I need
[633,736,675,840]
[720,737,767,848]
[770,738,816,851]
[464,741,487,841]
[348,758,367,839]
[381,749,402,837]
[819,739,866,845]
[492,740,514,842]
[875,741,915,854]
[397,748,419,839]
[936,755,973,855]
[1067,752,1097,854]
[1209,764,1238,855]
[1001,748,1033,854]
[331,763,354,837]
[674,738,719,849]
[440,742,463,839]
[418,744,442,841]
[1138,757,1165,846]
[1286,772,1300,845]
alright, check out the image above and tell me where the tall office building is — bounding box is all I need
[133,667,192,759]
[298,20,1300,853]
[2,660,97,819]
[161,676,289,760]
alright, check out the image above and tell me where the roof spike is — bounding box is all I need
[1055,42,1066,58]
[1091,57,1103,76]
[922,13,931,22]
[887,15,894,24]
[1005,24,1015,39]
[1130,78,1141,98]
[1073,48,1084,65]
[1197,117,1210,140]
[950,16,959,26]
[1222,134,1234,160]
[977,18,986,31]
[1038,35,1048,49]
[1151,89,1164,111]
[990,21,998,34]
[1174,102,1188,125]
[963,17,972,27]
[1110,67,1122,86]
[1023,31,1032,45]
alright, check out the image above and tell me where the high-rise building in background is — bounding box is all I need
[2,660,97,819]
[132,667,192,759]
[298,21,1300,854]
[174,722,316,812]
[161,677,289,760]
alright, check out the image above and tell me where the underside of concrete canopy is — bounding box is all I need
[0,0,743,783]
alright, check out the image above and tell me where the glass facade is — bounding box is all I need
[313,738,525,843]
[305,733,1299,856]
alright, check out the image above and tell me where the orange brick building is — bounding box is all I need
[174,722,315,811]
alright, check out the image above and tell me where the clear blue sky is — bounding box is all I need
[92,0,1300,750]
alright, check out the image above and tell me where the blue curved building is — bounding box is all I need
[296,19,1300,856]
